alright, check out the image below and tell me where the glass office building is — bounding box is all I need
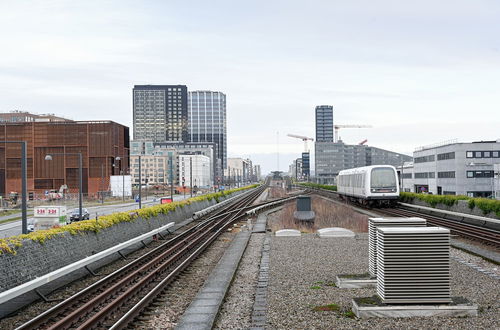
[188,91,227,170]
[315,105,334,142]
[133,85,188,142]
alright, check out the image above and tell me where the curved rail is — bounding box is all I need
[17,185,282,330]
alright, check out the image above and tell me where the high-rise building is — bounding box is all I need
[133,85,188,142]
[315,105,334,142]
[188,91,227,170]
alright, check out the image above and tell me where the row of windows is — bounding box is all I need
[414,155,435,163]
[438,171,455,178]
[466,170,494,178]
[401,173,412,179]
[437,152,455,161]
[415,172,435,179]
[338,173,365,188]
[466,151,500,158]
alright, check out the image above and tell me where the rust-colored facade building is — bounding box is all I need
[0,121,130,198]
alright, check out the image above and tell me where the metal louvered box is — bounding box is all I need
[368,218,426,278]
[376,226,451,304]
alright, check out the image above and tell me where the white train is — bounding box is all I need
[337,165,399,206]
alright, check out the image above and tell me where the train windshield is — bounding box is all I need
[370,168,396,188]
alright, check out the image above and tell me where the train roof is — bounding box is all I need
[338,165,396,175]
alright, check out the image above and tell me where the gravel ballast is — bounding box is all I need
[214,233,265,329]
[268,234,500,329]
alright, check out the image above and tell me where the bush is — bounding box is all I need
[298,182,337,192]
[0,184,260,255]
[400,192,500,217]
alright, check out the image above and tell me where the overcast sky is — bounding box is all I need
[1,0,499,174]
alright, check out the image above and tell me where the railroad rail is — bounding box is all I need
[17,184,283,330]
[377,207,500,248]
[300,186,500,247]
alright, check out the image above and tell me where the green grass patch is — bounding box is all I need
[325,282,337,287]
[310,285,322,290]
[312,303,340,312]
[343,311,356,318]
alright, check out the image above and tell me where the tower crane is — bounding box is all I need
[334,125,372,143]
[287,134,314,152]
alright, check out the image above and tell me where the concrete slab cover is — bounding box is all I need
[275,229,301,237]
[352,296,478,318]
[336,274,376,288]
[175,230,252,330]
[317,227,355,238]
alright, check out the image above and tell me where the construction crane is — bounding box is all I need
[287,134,314,152]
[334,125,372,143]
[359,139,368,145]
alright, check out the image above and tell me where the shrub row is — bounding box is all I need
[297,182,337,191]
[0,184,259,255]
[399,192,500,217]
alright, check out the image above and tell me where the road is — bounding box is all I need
[0,194,192,239]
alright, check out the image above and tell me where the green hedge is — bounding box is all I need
[0,184,260,255]
[298,182,337,192]
[399,192,500,217]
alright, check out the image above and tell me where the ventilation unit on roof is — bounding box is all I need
[368,218,427,278]
[376,226,451,304]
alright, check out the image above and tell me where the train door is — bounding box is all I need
[437,186,442,195]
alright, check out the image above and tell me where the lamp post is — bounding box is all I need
[45,152,82,221]
[190,156,193,197]
[115,157,125,201]
[1,141,27,234]
[169,153,174,202]
[138,155,142,209]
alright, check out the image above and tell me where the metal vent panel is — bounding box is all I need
[368,217,427,277]
[376,226,451,304]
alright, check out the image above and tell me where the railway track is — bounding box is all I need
[377,207,500,248]
[301,186,500,248]
[18,185,274,330]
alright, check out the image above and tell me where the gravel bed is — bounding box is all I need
[214,232,265,329]
[0,238,166,329]
[268,234,500,329]
[451,247,500,276]
[145,230,238,329]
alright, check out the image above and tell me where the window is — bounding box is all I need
[493,151,499,158]
[414,155,435,163]
[438,171,455,178]
[475,151,482,158]
[466,170,494,178]
[415,172,435,179]
[437,152,455,161]
[466,151,474,158]
[484,151,491,158]
[443,191,456,195]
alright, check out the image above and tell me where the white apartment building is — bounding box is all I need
[179,154,211,188]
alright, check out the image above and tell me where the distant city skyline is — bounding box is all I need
[1,1,499,174]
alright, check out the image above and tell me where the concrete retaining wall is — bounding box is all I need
[0,190,253,317]
[406,199,499,220]
[0,190,250,293]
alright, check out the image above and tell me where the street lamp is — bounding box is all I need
[1,141,28,234]
[45,152,83,221]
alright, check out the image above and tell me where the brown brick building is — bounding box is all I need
[0,121,130,198]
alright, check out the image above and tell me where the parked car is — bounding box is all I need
[69,208,90,221]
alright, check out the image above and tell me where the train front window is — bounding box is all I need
[371,168,396,188]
